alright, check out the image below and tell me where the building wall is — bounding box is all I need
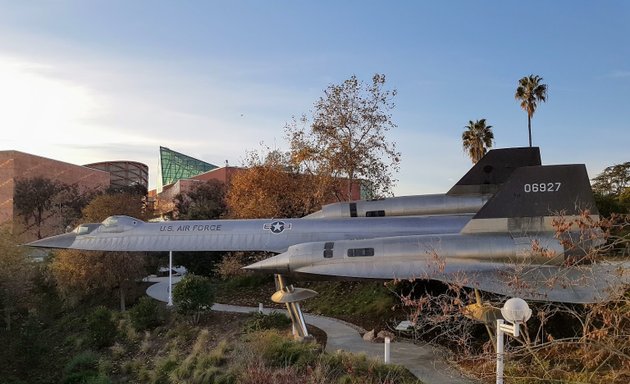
[84,161,149,190]
[153,167,242,217]
[0,150,110,240]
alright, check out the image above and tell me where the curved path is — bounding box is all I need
[147,279,477,384]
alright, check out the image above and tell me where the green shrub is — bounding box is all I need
[224,273,272,288]
[85,376,112,384]
[243,311,291,333]
[173,274,215,324]
[64,350,100,377]
[128,296,165,331]
[62,350,109,384]
[86,306,117,348]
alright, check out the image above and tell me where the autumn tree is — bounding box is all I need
[174,179,227,220]
[52,190,148,311]
[462,119,494,163]
[0,226,35,331]
[227,148,330,218]
[515,74,548,147]
[51,249,145,311]
[82,191,147,222]
[286,73,401,200]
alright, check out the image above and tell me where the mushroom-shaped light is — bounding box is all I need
[500,297,532,324]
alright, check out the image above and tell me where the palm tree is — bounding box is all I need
[515,74,548,147]
[462,119,494,163]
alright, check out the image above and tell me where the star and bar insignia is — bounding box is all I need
[263,221,292,234]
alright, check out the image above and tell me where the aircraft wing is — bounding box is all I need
[286,260,630,304]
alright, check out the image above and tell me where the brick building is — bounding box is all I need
[0,150,111,241]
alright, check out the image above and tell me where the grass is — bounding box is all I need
[300,281,398,328]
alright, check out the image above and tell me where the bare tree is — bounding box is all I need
[286,74,401,200]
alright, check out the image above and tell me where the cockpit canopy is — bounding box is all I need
[99,216,143,233]
[72,223,100,235]
[71,216,144,235]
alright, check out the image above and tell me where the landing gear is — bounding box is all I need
[464,289,502,348]
[272,274,318,340]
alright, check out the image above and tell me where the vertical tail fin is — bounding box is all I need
[447,147,542,195]
[462,164,599,233]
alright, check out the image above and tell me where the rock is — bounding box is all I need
[377,330,395,342]
[362,329,375,342]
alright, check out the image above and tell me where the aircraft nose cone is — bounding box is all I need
[24,233,78,249]
[243,252,291,274]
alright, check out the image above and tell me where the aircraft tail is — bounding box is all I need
[461,164,599,234]
[447,147,542,195]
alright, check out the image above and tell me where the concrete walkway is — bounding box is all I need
[147,279,477,384]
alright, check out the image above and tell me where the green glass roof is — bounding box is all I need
[158,146,217,188]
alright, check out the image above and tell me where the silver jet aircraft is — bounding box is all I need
[26,147,540,254]
[27,149,629,304]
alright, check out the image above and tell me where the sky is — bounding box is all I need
[0,1,628,195]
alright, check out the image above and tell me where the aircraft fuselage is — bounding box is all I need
[30,214,473,253]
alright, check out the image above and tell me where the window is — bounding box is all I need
[347,248,375,257]
[366,210,385,217]
[323,242,334,258]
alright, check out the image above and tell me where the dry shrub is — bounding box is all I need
[397,211,630,382]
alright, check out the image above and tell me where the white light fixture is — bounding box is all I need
[501,297,532,325]
[496,298,531,384]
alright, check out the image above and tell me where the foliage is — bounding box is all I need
[62,350,101,380]
[215,252,247,278]
[173,274,215,324]
[514,74,548,147]
[82,192,147,223]
[319,350,418,384]
[53,183,98,233]
[86,306,117,349]
[301,281,395,321]
[0,226,35,331]
[221,272,272,289]
[227,147,329,218]
[13,177,63,238]
[592,162,630,196]
[51,250,147,311]
[214,252,268,280]
[286,73,401,200]
[243,312,291,333]
[242,329,419,383]
[461,119,494,164]
[246,329,321,369]
[174,179,227,220]
[13,177,94,239]
[128,296,166,331]
[52,191,149,311]
[592,162,630,216]
[4,312,47,373]
[169,331,233,383]
[174,251,224,277]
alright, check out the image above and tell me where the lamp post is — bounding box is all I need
[496,297,531,384]
[167,250,173,306]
